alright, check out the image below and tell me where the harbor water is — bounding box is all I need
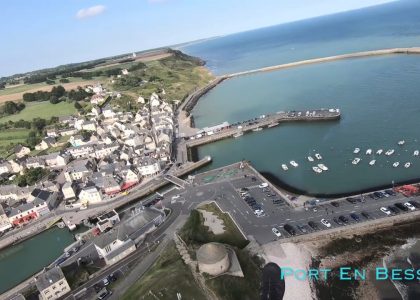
[182,0,420,196]
[0,227,75,294]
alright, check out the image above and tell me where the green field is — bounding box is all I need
[0,129,29,157]
[122,241,206,300]
[0,101,76,123]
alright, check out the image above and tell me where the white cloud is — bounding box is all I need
[76,5,106,19]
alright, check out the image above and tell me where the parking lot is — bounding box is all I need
[175,163,420,244]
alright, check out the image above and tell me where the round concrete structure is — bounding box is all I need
[197,242,230,276]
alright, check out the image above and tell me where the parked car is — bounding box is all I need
[320,219,332,228]
[102,278,109,286]
[380,207,391,215]
[338,215,349,224]
[350,213,360,222]
[385,189,396,196]
[388,206,400,214]
[272,227,282,237]
[97,289,112,300]
[330,201,340,207]
[404,202,416,211]
[283,224,297,236]
[333,217,344,225]
[408,200,420,208]
[346,197,357,204]
[259,183,269,188]
[395,203,409,211]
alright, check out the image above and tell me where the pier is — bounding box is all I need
[225,47,420,78]
[179,109,340,154]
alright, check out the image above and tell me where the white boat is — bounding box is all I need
[385,149,395,156]
[318,164,328,171]
[369,160,376,166]
[268,122,279,128]
[353,148,360,154]
[315,153,322,160]
[233,132,243,138]
[252,127,262,132]
[307,156,314,162]
[398,140,405,145]
[352,158,361,165]
[312,166,323,173]
[393,162,400,168]
[414,150,419,156]
[290,161,298,167]
[376,149,383,155]
[366,149,372,155]
[281,164,288,171]
[404,162,411,168]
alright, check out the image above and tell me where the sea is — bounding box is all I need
[180,0,420,298]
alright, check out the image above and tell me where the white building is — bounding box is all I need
[78,185,102,204]
[35,267,71,300]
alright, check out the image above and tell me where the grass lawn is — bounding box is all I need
[0,101,76,123]
[121,241,206,300]
[0,128,29,157]
[180,202,249,249]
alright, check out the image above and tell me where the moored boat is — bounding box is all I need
[352,158,361,165]
[307,156,314,162]
[369,160,376,166]
[393,162,400,168]
[353,148,360,154]
[233,132,244,138]
[385,149,395,156]
[290,160,298,167]
[366,149,372,155]
[315,153,322,160]
[268,122,279,128]
[312,166,322,173]
[398,140,405,145]
[414,150,419,156]
[318,164,328,171]
[404,162,411,168]
[376,149,383,155]
[281,164,288,171]
[252,127,262,132]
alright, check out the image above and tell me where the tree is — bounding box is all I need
[74,102,82,110]
[32,118,46,131]
[59,78,70,83]
[51,85,65,98]
[49,96,60,104]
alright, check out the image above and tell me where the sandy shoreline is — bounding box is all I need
[262,241,315,300]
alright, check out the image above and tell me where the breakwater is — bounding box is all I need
[225,47,420,78]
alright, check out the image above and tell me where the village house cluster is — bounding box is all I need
[0,85,175,233]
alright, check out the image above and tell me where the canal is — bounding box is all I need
[0,226,75,294]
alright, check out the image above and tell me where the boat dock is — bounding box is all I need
[182,109,340,151]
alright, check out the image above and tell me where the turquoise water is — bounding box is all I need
[182,0,420,195]
[193,55,420,195]
[0,227,74,294]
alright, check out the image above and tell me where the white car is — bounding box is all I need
[272,227,282,237]
[172,195,180,200]
[404,202,416,211]
[380,207,391,215]
[102,278,110,286]
[320,219,331,228]
[259,183,269,188]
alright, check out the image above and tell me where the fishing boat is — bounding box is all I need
[315,153,322,160]
[393,162,400,168]
[353,148,360,154]
[290,161,298,167]
[376,149,383,155]
[281,164,288,171]
[233,132,244,138]
[268,122,279,128]
[404,162,411,168]
[385,149,395,156]
[414,150,419,156]
[352,158,361,165]
[366,149,372,155]
[312,166,322,173]
[252,127,262,132]
[318,164,328,171]
[369,160,376,166]
[398,140,405,145]
[307,156,314,162]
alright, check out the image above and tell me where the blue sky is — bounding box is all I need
[1,0,395,76]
